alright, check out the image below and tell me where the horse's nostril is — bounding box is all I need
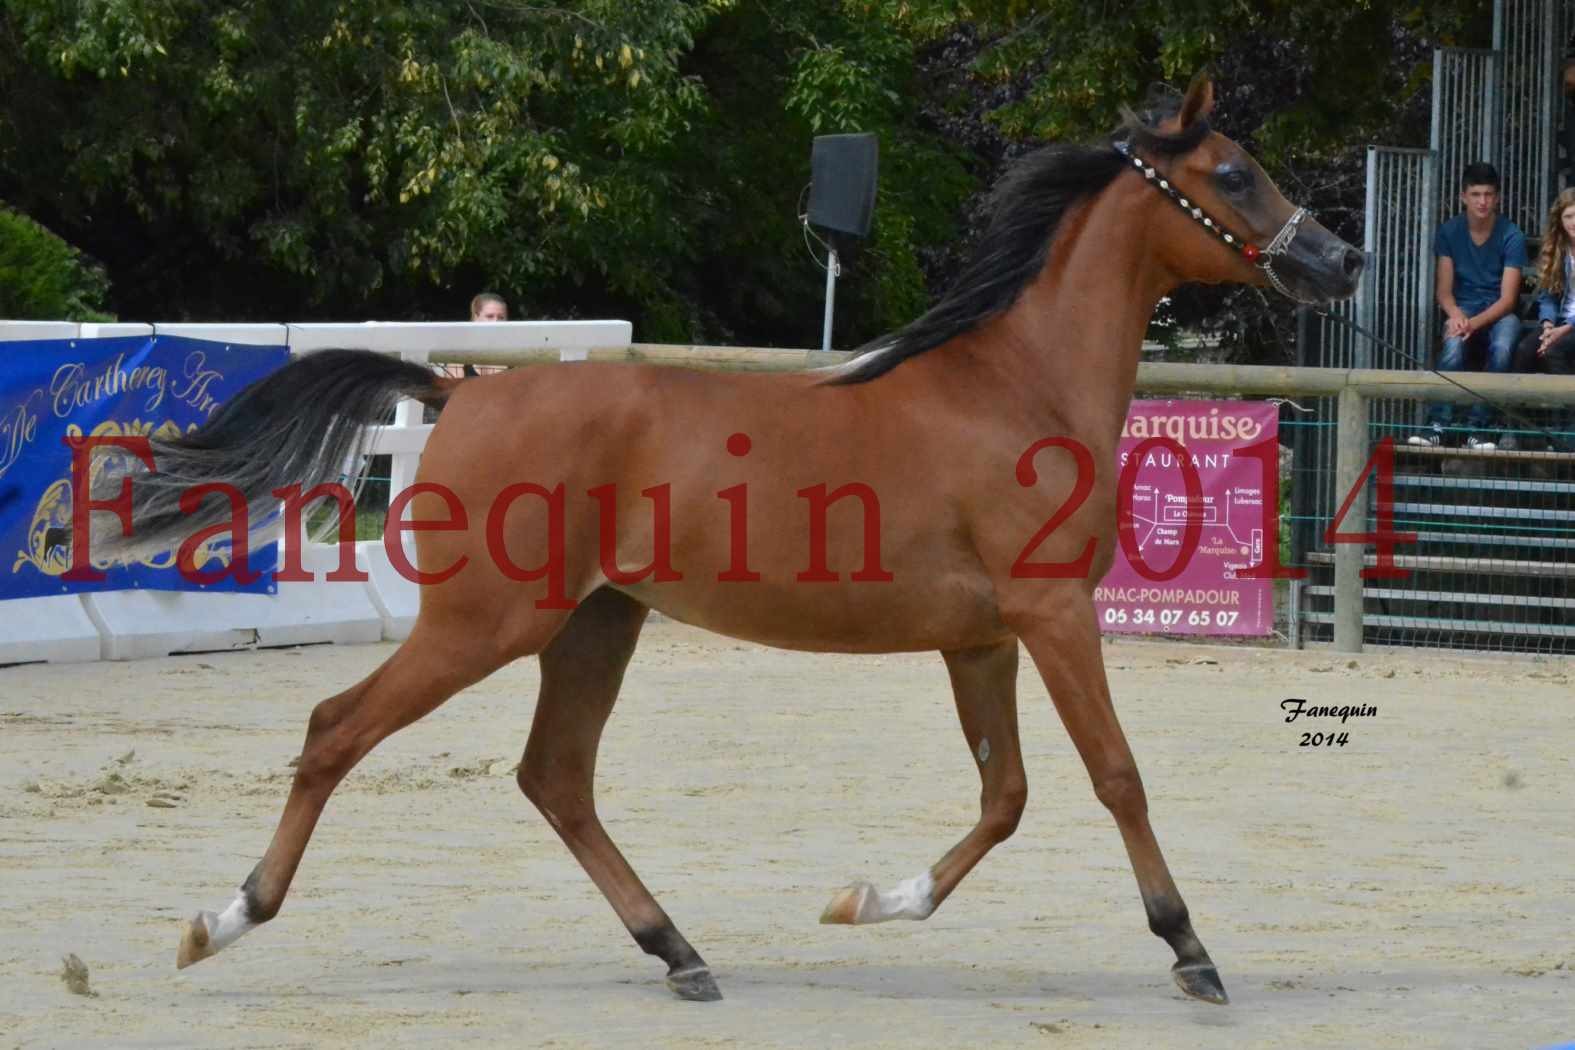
[1342,248,1364,278]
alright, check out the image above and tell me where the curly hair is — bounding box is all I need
[1536,188,1575,299]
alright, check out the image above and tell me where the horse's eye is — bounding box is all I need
[1219,169,1251,195]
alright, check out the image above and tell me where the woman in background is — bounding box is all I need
[1514,189,1575,450]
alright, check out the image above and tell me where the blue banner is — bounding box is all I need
[0,335,289,600]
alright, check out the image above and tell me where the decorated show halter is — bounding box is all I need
[1114,139,1311,303]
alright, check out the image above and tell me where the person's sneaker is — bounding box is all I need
[1466,435,1497,451]
[1498,432,1519,451]
[1407,425,1444,447]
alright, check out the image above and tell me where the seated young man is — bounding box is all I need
[1410,162,1527,450]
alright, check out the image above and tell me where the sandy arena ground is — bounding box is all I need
[1,622,1572,1050]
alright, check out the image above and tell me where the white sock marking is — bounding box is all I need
[206,894,258,952]
[863,871,936,922]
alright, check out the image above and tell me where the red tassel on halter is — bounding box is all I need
[1242,244,1262,262]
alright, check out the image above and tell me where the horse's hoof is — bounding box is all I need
[819,881,876,924]
[1172,961,1229,1004]
[176,911,217,970]
[667,965,722,1002]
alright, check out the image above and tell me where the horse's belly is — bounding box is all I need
[620,565,1010,654]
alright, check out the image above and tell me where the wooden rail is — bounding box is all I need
[433,345,1575,406]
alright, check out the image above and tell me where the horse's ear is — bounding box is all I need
[1176,72,1215,130]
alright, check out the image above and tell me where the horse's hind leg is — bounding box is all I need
[174,611,546,969]
[1011,598,1227,1005]
[821,638,1027,924]
[515,587,721,1002]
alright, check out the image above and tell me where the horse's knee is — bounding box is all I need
[1092,767,1146,818]
[982,781,1028,842]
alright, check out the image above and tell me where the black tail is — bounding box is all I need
[92,349,451,564]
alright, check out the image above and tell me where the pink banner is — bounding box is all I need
[1094,400,1279,636]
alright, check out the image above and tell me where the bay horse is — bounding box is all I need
[100,75,1361,1006]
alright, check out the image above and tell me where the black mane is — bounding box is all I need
[828,100,1211,384]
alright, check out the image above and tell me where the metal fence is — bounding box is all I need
[1282,1,1575,653]
[1361,146,1439,376]
[1297,140,1437,599]
[1432,48,1505,225]
[1495,0,1561,236]
[1124,358,1575,657]
[1296,415,1575,656]
[1294,301,1575,654]
[1364,39,1575,654]
[1295,305,1354,588]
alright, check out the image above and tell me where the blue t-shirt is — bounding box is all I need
[1434,214,1527,316]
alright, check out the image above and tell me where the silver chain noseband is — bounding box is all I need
[1113,140,1313,303]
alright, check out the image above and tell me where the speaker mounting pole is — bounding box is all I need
[806,132,877,354]
[821,248,841,353]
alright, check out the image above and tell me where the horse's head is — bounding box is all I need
[1121,75,1363,304]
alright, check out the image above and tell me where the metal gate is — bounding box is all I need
[1495,0,1561,235]
[1432,48,1504,224]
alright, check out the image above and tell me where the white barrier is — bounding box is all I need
[0,596,102,664]
[0,319,632,663]
[2,321,79,341]
[359,537,421,641]
[83,542,386,660]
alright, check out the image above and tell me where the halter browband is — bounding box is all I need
[1113,139,1312,303]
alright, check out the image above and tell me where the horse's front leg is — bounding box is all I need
[1006,591,1228,1005]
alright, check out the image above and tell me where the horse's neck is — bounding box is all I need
[980,186,1168,449]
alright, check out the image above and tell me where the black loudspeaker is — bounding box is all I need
[808,133,879,237]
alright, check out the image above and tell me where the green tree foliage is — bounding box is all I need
[0,0,1495,356]
[0,205,112,320]
[666,1,973,346]
[941,0,1482,150]
[0,0,972,345]
[0,0,724,330]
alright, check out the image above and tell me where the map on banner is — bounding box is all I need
[0,335,288,601]
[1093,400,1279,636]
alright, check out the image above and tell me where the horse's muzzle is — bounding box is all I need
[1278,221,1364,303]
